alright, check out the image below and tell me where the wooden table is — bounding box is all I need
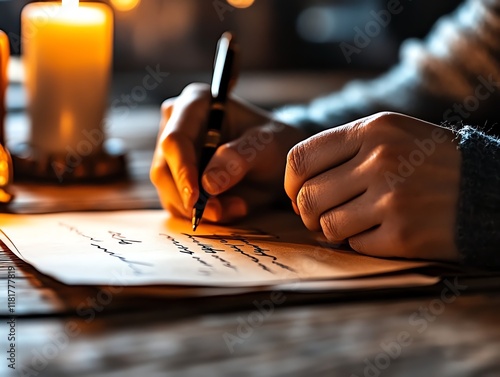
[3,241,500,377]
[3,98,500,377]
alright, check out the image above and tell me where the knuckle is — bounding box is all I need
[183,82,211,97]
[296,183,317,217]
[374,143,400,168]
[320,211,344,241]
[160,98,177,132]
[179,84,212,111]
[161,97,176,113]
[370,111,402,127]
[386,190,409,215]
[361,112,403,139]
[287,142,309,178]
[160,131,182,154]
[176,164,192,185]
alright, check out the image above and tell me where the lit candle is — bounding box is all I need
[22,0,113,156]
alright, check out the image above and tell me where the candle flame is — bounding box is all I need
[62,0,79,8]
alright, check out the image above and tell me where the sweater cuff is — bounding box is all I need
[456,126,500,269]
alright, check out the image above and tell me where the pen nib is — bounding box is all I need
[192,217,200,232]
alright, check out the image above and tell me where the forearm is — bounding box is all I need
[275,0,500,135]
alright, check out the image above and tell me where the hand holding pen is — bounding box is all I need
[150,34,306,229]
[192,32,238,231]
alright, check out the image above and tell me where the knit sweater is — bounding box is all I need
[275,0,500,269]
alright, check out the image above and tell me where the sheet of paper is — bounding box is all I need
[0,210,435,287]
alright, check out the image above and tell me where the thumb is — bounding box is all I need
[201,132,255,196]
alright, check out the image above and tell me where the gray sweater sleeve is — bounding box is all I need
[273,0,500,268]
[274,0,500,136]
[456,126,500,269]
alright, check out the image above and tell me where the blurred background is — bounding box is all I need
[0,0,462,107]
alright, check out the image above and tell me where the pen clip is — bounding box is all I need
[211,32,238,102]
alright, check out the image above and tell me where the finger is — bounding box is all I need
[158,98,176,135]
[167,84,211,139]
[284,115,372,203]
[346,227,393,258]
[203,184,275,223]
[319,189,383,243]
[203,196,248,223]
[201,125,277,196]
[296,155,368,231]
[158,86,214,210]
[201,142,250,196]
[150,150,188,218]
[347,220,412,260]
[160,131,199,211]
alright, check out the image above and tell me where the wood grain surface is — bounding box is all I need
[2,241,500,377]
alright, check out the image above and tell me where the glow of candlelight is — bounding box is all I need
[62,0,79,8]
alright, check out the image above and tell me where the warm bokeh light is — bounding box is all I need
[227,0,255,9]
[0,160,7,186]
[0,146,11,190]
[110,0,141,12]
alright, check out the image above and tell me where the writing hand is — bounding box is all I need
[284,112,461,262]
[151,83,306,223]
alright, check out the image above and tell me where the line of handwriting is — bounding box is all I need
[58,223,152,274]
[159,234,214,275]
[90,243,153,275]
[108,231,142,245]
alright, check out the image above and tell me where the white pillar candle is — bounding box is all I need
[22,1,113,156]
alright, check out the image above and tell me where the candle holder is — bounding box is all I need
[15,0,127,183]
[10,139,127,183]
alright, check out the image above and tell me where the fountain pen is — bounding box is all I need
[192,32,238,231]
